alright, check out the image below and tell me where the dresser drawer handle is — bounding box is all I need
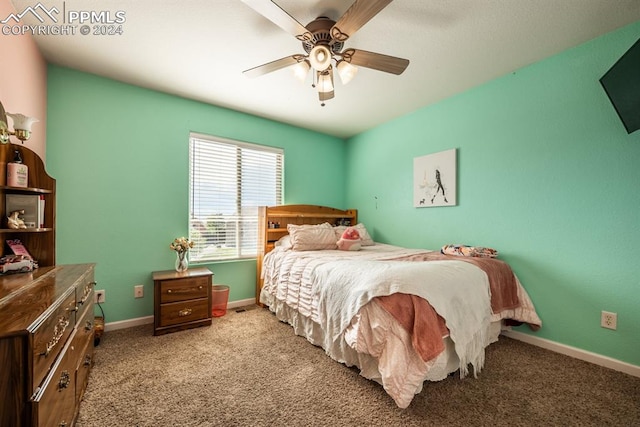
[85,320,94,331]
[41,316,70,357]
[58,370,70,389]
[59,422,68,427]
[79,281,97,305]
[83,354,92,367]
[178,308,193,317]
[167,286,203,294]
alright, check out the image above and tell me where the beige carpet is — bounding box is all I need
[77,305,640,427]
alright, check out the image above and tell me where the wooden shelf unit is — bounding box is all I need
[256,205,357,304]
[0,143,56,267]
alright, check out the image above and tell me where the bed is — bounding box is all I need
[256,204,541,408]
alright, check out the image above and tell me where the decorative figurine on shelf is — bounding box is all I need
[169,236,194,272]
[7,210,27,229]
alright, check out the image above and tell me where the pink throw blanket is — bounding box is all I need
[376,294,449,363]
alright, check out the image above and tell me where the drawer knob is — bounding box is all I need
[178,308,192,317]
[85,320,94,331]
[84,354,92,367]
[58,370,70,389]
[41,316,70,357]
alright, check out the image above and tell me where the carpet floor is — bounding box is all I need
[76,305,640,426]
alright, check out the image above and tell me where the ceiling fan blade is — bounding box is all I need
[243,55,302,78]
[342,48,409,75]
[331,0,394,42]
[241,0,312,42]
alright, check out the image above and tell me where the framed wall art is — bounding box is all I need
[413,148,457,207]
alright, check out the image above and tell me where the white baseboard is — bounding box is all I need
[502,330,640,378]
[227,298,257,310]
[103,298,257,332]
[104,315,153,332]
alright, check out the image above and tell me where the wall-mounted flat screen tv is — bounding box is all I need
[600,38,640,134]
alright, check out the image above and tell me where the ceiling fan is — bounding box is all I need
[241,0,410,106]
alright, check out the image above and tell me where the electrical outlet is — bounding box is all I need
[95,290,106,304]
[601,311,617,330]
[134,285,144,298]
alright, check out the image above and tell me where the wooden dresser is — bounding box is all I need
[0,263,96,427]
[153,267,213,335]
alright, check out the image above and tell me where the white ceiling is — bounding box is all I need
[9,0,640,138]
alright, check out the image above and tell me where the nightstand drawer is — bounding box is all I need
[159,277,209,303]
[159,298,210,327]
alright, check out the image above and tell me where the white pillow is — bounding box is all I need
[287,222,337,251]
[274,235,292,249]
[334,223,374,246]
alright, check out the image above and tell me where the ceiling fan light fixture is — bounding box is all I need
[292,60,310,82]
[337,60,358,85]
[309,45,332,71]
[316,69,334,93]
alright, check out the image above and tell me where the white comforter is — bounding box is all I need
[313,259,491,378]
[260,243,541,408]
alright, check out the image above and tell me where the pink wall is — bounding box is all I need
[0,0,47,161]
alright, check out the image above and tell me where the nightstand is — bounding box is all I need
[153,267,214,335]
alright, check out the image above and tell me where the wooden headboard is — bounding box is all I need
[256,204,357,304]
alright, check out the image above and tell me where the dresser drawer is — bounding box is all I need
[72,300,94,353]
[31,291,77,392]
[159,277,209,303]
[159,298,210,327]
[74,333,94,406]
[32,329,77,427]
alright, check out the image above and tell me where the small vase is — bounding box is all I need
[175,251,188,272]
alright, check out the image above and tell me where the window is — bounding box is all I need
[189,133,283,261]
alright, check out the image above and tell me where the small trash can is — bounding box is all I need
[211,285,229,317]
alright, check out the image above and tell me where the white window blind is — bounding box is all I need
[189,133,283,261]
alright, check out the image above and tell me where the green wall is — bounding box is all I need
[345,22,640,366]
[46,66,346,323]
[46,21,640,367]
